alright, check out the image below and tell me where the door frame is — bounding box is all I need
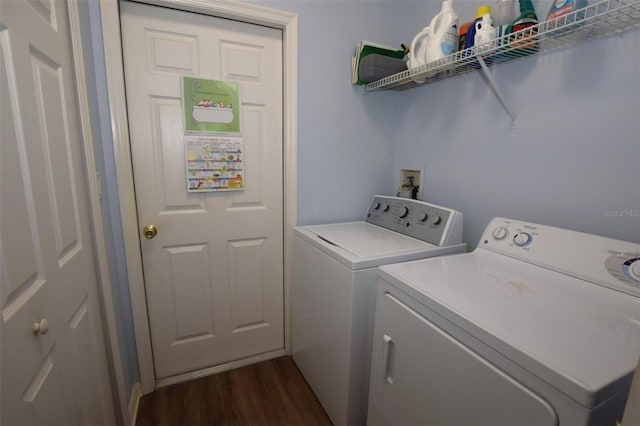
[66,1,126,423]
[99,0,298,394]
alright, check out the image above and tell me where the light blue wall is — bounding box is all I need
[257,1,436,225]
[393,0,640,246]
[264,0,639,242]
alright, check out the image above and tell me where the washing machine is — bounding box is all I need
[367,217,640,426]
[292,195,466,426]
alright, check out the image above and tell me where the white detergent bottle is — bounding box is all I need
[426,0,459,61]
[408,26,431,83]
[474,13,497,53]
[409,26,430,69]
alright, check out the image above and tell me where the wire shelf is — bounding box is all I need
[364,0,640,92]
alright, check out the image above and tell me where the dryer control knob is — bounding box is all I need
[383,204,390,212]
[419,213,428,222]
[400,207,409,218]
[431,215,442,225]
[629,259,640,281]
[514,232,532,247]
[492,227,508,240]
[373,202,381,210]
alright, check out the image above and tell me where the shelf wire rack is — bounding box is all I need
[364,0,640,92]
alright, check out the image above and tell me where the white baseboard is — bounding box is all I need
[155,348,287,388]
[128,382,142,426]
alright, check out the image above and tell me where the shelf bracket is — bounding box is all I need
[477,56,516,126]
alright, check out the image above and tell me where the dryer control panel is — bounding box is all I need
[364,196,463,247]
[480,217,640,297]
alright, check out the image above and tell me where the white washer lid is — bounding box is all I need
[295,222,466,270]
[307,222,435,257]
[379,249,640,408]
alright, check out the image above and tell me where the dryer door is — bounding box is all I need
[368,292,558,426]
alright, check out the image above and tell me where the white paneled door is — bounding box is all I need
[0,1,115,425]
[120,1,284,379]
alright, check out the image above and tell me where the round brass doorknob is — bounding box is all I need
[33,318,49,335]
[143,224,158,239]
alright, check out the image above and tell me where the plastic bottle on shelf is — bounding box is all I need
[546,0,588,28]
[408,26,431,83]
[463,5,492,51]
[494,0,516,24]
[505,0,538,51]
[458,20,474,51]
[474,13,498,53]
[425,0,460,61]
[493,0,516,40]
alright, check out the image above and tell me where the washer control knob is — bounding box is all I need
[419,213,428,222]
[400,207,409,219]
[492,227,508,240]
[373,202,381,210]
[514,232,532,247]
[431,215,442,225]
[383,204,390,212]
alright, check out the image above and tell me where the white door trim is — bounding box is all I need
[99,0,298,394]
[67,1,126,423]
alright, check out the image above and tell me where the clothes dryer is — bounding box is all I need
[292,196,466,426]
[368,217,640,425]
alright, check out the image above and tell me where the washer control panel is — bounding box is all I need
[480,217,640,297]
[365,196,463,246]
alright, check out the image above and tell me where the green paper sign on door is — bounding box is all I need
[183,76,240,134]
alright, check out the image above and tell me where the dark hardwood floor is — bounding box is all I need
[135,356,332,426]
